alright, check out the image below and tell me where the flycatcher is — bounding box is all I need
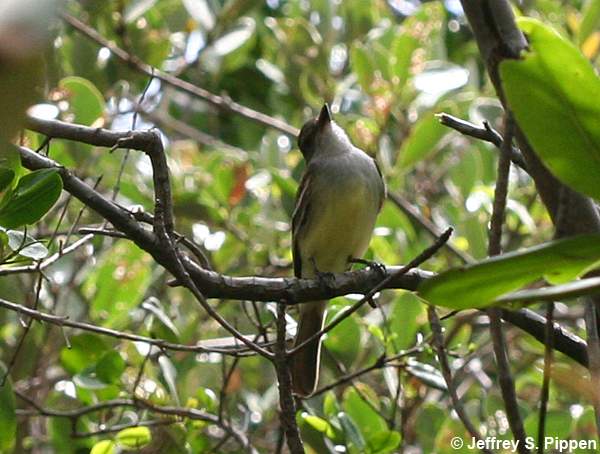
[291,104,386,396]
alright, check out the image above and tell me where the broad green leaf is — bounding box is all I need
[524,410,573,441]
[398,112,448,170]
[495,276,600,304]
[342,386,387,443]
[0,168,15,192]
[0,363,16,453]
[59,76,104,126]
[416,403,447,454]
[83,241,152,328]
[337,411,366,452]
[0,168,62,229]
[95,351,126,384]
[116,426,152,449]
[324,304,361,365]
[500,18,600,200]
[322,391,339,418]
[391,33,419,89]
[90,440,116,454]
[389,292,424,351]
[418,234,600,310]
[369,430,402,454]
[60,334,108,374]
[301,414,335,439]
[351,42,375,93]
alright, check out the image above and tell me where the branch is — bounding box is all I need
[15,392,256,453]
[0,297,261,356]
[18,120,590,367]
[486,116,529,453]
[436,112,527,170]
[428,306,490,453]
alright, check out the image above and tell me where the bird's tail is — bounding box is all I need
[291,301,326,397]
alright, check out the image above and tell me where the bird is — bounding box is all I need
[291,104,386,396]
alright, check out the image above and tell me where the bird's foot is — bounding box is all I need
[309,257,336,287]
[349,258,387,278]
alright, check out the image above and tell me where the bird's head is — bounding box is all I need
[298,104,352,163]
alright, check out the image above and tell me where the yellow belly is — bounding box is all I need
[299,183,377,277]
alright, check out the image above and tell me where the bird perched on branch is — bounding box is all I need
[291,104,386,396]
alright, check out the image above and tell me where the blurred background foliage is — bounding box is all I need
[1,0,600,452]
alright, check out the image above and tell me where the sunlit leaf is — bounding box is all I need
[58,76,104,126]
[90,440,116,454]
[116,426,152,449]
[398,112,448,170]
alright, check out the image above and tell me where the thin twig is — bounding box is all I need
[486,115,529,453]
[273,303,303,453]
[428,306,491,454]
[537,302,554,454]
[437,112,527,170]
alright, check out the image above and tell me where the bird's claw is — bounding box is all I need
[349,258,387,278]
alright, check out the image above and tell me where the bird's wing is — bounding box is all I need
[291,166,315,278]
[372,157,387,211]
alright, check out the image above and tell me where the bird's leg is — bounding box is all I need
[309,257,335,287]
[348,257,386,308]
[348,257,387,278]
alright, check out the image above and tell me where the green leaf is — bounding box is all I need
[83,241,151,328]
[343,386,387,444]
[0,168,62,229]
[418,234,600,310]
[579,0,600,45]
[337,411,366,452]
[60,334,108,374]
[398,112,448,170]
[0,168,15,192]
[301,414,335,439]
[59,76,104,126]
[524,410,573,441]
[391,34,419,89]
[499,18,600,200]
[351,42,375,92]
[324,304,361,366]
[116,426,152,449]
[0,363,16,452]
[495,276,600,304]
[323,391,339,418]
[389,292,424,351]
[95,351,126,384]
[90,440,116,454]
[369,430,402,454]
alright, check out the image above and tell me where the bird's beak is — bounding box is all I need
[316,103,332,129]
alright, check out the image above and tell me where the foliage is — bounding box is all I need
[1,0,600,453]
